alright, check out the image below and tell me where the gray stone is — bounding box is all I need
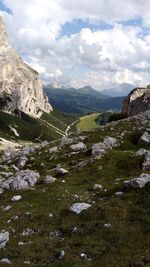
[55,165,68,175]
[93,184,103,190]
[70,203,91,214]
[142,152,150,169]
[136,148,148,156]
[1,169,39,191]
[49,146,58,153]
[17,156,28,168]
[11,195,22,201]
[0,231,9,249]
[124,173,150,188]
[92,137,117,158]
[61,136,74,146]
[138,132,150,145]
[0,17,52,118]
[70,142,86,151]
[44,175,56,184]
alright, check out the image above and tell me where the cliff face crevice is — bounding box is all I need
[0,17,52,117]
[122,86,150,116]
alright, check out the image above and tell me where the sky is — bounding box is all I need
[1,0,150,91]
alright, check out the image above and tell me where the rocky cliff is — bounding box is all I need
[122,85,150,116]
[0,17,52,117]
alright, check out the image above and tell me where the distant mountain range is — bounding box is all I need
[101,83,135,97]
[44,85,125,114]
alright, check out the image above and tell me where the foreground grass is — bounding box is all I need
[77,113,100,130]
[1,116,150,266]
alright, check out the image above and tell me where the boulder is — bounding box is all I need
[138,132,150,145]
[136,148,148,156]
[49,146,58,153]
[92,137,117,158]
[55,165,68,175]
[143,152,150,169]
[1,169,39,191]
[0,231,9,249]
[11,195,22,201]
[70,203,91,214]
[124,173,150,188]
[44,175,56,184]
[17,156,28,168]
[61,136,74,146]
[122,86,150,116]
[70,142,86,151]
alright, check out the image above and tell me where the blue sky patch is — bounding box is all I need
[60,19,113,37]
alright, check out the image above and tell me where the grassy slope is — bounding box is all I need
[77,113,100,130]
[0,110,77,142]
[1,116,150,266]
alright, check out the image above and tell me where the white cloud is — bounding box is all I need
[1,0,150,90]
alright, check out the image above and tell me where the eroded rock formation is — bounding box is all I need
[122,85,150,116]
[0,17,52,117]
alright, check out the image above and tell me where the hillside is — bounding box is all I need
[44,87,124,114]
[0,110,77,145]
[1,110,150,266]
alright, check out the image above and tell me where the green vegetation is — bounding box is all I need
[1,116,150,266]
[0,109,77,142]
[77,113,100,130]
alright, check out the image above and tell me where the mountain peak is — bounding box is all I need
[0,16,52,117]
[0,16,9,47]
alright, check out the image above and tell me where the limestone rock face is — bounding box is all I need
[122,86,150,116]
[0,17,52,117]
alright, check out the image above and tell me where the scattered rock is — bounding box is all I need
[2,206,12,211]
[0,231,9,249]
[93,184,103,190]
[11,195,22,201]
[143,152,150,169]
[92,137,117,159]
[17,156,28,168]
[49,146,58,153]
[1,169,40,191]
[124,173,150,188]
[74,160,90,169]
[55,165,68,175]
[44,175,56,184]
[115,191,123,196]
[70,142,86,151]
[138,132,150,145]
[58,250,65,260]
[136,148,148,156]
[22,228,34,236]
[70,203,91,214]
[61,136,74,146]
[49,230,62,239]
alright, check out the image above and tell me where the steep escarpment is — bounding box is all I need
[0,17,52,118]
[122,85,150,116]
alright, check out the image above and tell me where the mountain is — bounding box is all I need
[122,84,150,116]
[44,86,124,114]
[0,17,77,143]
[101,83,135,97]
[78,85,109,98]
[0,17,52,118]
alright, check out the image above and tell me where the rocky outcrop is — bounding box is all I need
[122,85,150,116]
[0,17,52,117]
